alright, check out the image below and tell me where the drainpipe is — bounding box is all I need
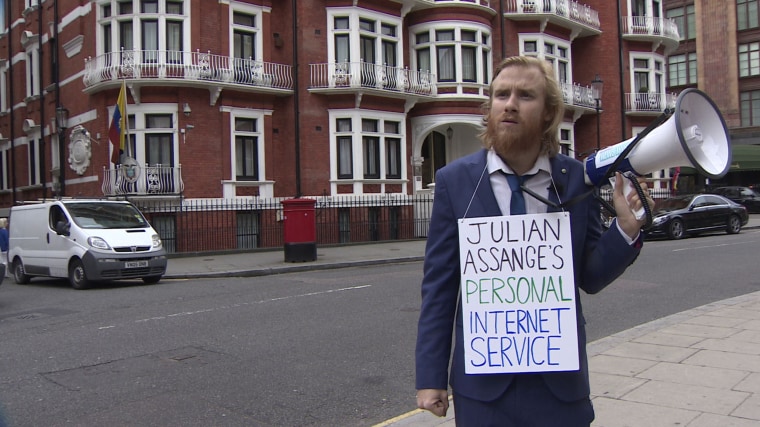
[38,1,47,199]
[54,0,64,197]
[7,0,16,203]
[292,0,301,198]
[499,0,506,59]
[617,0,627,141]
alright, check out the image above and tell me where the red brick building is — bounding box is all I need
[2,0,718,250]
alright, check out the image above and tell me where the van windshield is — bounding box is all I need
[64,203,149,229]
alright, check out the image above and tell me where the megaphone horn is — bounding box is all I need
[584,88,731,187]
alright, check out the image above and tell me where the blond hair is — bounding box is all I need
[480,56,565,157]
[0,218,7,228]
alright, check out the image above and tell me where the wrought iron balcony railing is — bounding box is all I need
[102,164,185,197]
[84,49,293,91]
[309,62,437,96]
[624,92,677,114]
[504,0,601,31]
[621,15,680,50]
[560,82,597,110]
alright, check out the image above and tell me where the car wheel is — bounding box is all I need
[68,258,91,290]
[142,275,162,285]
[667,219,685,240]
[726,215,742,234]
[13,259,30,284]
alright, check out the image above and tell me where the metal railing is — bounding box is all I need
[83,49,293,90]
[624,92,677,113]
[102,164,185,196]
[132,194,435,254]
[129,187,691,255]
[621,15,680,40]
[309,61,437,96]
[560,82,598,109]
[504,0,601,30]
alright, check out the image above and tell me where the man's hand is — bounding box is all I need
[612,171,654,240]
[416,388,449,417]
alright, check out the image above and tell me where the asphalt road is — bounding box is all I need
[0,228,758,426]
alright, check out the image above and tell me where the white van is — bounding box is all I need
[8,200,167,289]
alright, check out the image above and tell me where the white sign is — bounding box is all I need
[458,212,578,374]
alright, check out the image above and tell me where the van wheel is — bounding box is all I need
[69,259,91,290]
[13,259,30,284]
[142,275,162,285]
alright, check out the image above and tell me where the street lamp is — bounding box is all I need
[591,74,603,151]
[56,106,69,197]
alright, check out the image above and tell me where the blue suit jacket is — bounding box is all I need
[415,149,641,403]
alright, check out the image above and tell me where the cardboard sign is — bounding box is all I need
[458,212,578,374]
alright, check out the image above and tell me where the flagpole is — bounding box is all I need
[124,81,130,158]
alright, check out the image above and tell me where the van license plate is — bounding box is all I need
[125,261,149,268]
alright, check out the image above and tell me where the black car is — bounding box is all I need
[709,186,760,213]
[647,194,749,240]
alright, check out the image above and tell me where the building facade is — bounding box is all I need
[5,0,738,251]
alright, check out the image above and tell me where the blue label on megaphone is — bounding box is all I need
[584,149,637,187]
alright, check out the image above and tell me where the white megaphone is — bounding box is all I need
[584,88,731,187]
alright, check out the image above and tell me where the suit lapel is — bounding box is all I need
[548,157,570,213]
[463,150,502,218]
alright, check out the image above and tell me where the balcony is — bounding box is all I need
[624,92,677,116]
[504,0,601,39]
[84,49,293,105]
[560,82,597,112]
[392,0,495,11]
[621,16,680,53]
[309,62,437,98]
[102,164,185,197]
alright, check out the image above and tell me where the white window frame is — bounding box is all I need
[630,52,665,94]
[0,142,9,191]
[410,21,491,87]
[329,109,406,195]
[24,0,39,12]
[0,61,7,113]
[519,34,573,86]
[107,103,179,168]
[230,113,265,182]
[26,134,42,186]
[228,1,265,61]
[628,0,662,17]
[558,123,575,157]
[97,0,190,64]
[327,8,404,69]
[24,43,40,100]
[221,106,272,199]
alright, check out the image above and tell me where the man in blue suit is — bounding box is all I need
[415,56,653,426]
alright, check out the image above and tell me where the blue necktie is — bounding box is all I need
[505,174,528,215]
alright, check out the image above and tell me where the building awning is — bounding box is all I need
[679,144,760,174]
[728,144,760,171]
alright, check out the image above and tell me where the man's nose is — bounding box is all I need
[503,93,518,111]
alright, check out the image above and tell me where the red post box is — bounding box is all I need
[281,198,317,262]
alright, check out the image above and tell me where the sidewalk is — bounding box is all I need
[163,215,760,427]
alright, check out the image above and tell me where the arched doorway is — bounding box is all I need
[420,130,447,189]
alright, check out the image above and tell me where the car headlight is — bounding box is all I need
[152,234,163,249]
[652,216,667,226]
[88,236,111,250]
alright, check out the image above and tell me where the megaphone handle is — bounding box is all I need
[615,172,653,229]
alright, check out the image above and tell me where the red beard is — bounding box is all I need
[486,116,543,158]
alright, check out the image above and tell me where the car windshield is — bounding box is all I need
[64,202,149,229]
[740,188,759,197]
[655,197,691,213]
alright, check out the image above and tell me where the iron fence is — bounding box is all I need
[132,194,434,254]
[130,187,680,255]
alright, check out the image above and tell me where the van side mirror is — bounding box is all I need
[55,220,71,236]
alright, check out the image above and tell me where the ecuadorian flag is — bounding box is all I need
[108,81,127,164]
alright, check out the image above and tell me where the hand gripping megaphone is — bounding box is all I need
[583,88,731,221]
